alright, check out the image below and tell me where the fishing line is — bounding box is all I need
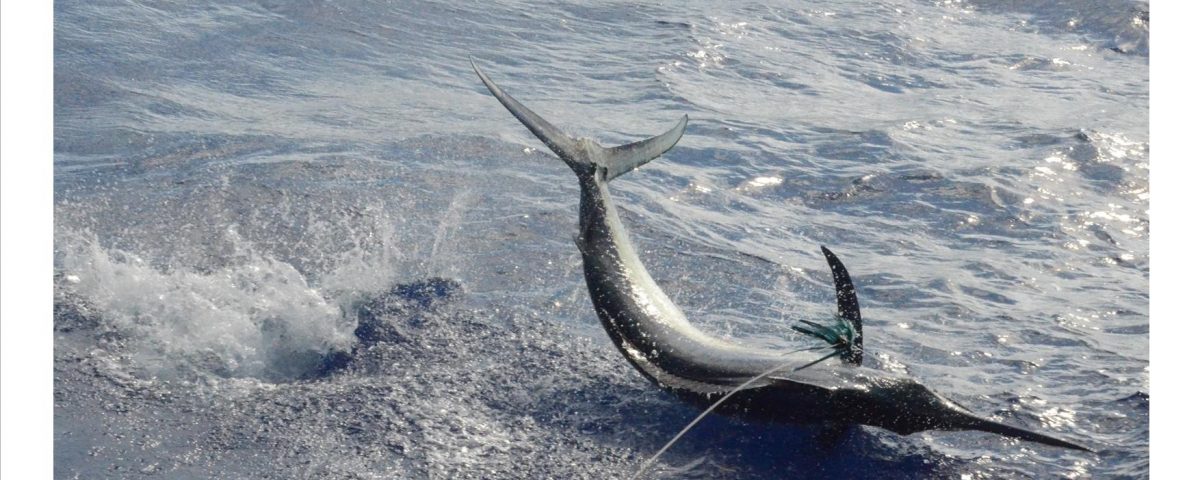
[632,347,842,479]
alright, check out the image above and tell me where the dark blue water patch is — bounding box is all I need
[1006,131,1072,150]
[1103,324,1147,335]
[352,277,466,347]
[308,279,468,379]
[654,19,692,29]
[1073,160,1128,188]
[1116,390,1148,410]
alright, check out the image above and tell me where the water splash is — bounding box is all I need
[57,229,357,381]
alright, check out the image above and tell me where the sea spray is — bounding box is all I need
[56,229,357,381]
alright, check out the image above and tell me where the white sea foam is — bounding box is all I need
[57,229,360,381]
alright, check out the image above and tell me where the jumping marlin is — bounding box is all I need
[471,59,1092,454]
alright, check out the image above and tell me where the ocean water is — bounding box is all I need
[54,0,1148,478]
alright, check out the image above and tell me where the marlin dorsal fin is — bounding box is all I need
[821,246,863,365]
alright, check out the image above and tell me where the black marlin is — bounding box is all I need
[471,59,1092,454]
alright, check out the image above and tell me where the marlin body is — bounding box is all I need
[472,59,1090,452]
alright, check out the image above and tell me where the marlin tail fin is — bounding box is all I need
[471,57,687,181]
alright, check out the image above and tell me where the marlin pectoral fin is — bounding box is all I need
[471,57,581,166]
[600,115,688,181]
[821,246,863,365]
